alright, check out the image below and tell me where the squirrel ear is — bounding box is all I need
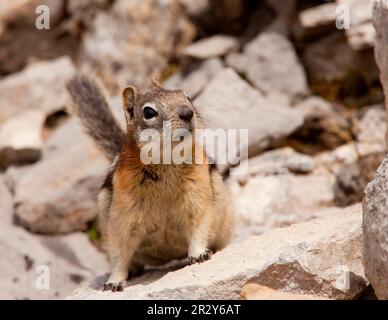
[151,78,163,89]
[122,86,139,121]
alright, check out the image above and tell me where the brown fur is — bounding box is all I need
[70,76,234,291]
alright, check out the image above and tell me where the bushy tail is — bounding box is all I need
[66,75,125,161]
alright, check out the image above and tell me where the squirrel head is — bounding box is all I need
[122,80,201,149]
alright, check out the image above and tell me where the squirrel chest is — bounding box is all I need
[111,162,213,264]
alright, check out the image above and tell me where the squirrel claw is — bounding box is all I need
[103,282,124,292]
[188,249,213,265]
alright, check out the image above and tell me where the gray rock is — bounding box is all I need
[0,175,13,224]
[334,152,384,207]
[0,176,109,299]
[0,110,45,169]
[0,57,76,122]
[337,0,374,26]
[195,68,304,165]
[228,166,336,240]
[68,205,366,300]
[9,118,108,234]
[183,35,239,59]
[351,105,387,153]
[363,155,388,299]
[163,58,224,98]
[226,32,308,99]
[373,0,388,144]
[336,0,375,50]
[230,147,315,178]
[80,0,195,93]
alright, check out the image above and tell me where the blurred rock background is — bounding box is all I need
[0,0,387,300]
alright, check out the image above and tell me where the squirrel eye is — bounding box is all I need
[143,106,158,119]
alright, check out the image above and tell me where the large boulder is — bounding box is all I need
[373,0,388,144]
[80,0,195,93]
[0,176,109,299]
[363,155,388,300]
[195,68,304,164]
[228,150,336,241]
[68,204,367,300]
[226,32,308,100]
[7,118,108,234]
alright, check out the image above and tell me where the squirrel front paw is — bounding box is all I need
[188,249,213,265]
[103,281,124,292]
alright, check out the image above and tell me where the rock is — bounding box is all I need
[228,167,336,240]
[0,0,78,75]
[294,96,334,121]
[337,0,374,27]
[318,112,354,148]
[303,32,378,83]
[68,204,366,300]
[316,138,384,175]
[8,118,108,234]
[164,58,224,98]
[240,283,330,300]
[264,0,296,36]
[183,35,239,59]
[230,147,315,178]
[373,0,388,144]
[0,0,65,27]
[0,176,109,299]
[346,22,375,51]
[0,175,13,224]
[351,105,387,153]
[334,152,385,207]
[315,142,360,172]
[0,57,76,122]
[315,105,386,207]
[226,32,308,99]
[0,110,45,170]
[337,0,375,51]
[288,109,353,154]
[297,2,338,38]
[363,155,388,299]
[195,68,304,164]
[80,0,195,93]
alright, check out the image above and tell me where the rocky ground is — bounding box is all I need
[0,0,388,300]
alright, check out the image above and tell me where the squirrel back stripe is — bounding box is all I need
[66,75,125,161]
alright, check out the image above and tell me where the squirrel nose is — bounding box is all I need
[177,105,194,122]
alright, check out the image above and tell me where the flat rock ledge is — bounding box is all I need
[68,204,366,300]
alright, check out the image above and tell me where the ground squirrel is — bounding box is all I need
[67,76,234,292]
